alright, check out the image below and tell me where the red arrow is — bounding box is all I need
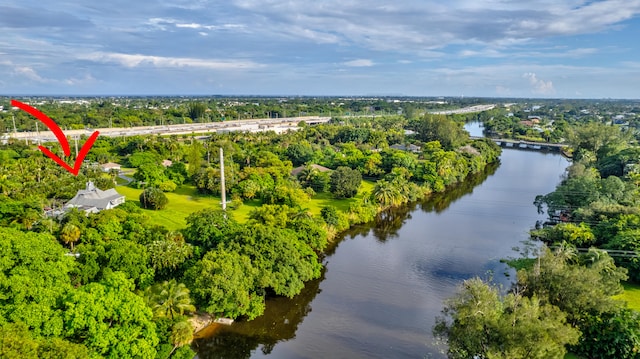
[11,99,100,176]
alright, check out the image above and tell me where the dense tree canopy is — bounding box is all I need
[329,166,362,199]
[434,277,579,359]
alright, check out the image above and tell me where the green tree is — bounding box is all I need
[144,280,195,320]
[62,271,159,358]
[169,320,194,357]
[146,237,193,275]
[186,141,203,178]
[127,151,160,168]
[139,187,169,210]
[372,179,406,208]
[60,223,81,251]
[184,209,239,250]
[531,222,596,247]
[231,225,322,298]
[0,322,91,359]
[329,166,362,199]
[104,239,155,288]
[409,115,469,150]
[573,308,640,359]
[0,228,74,337]
[517,247,626,324]
[185,248,265,320]
[297,166,330,193]
[134,162,167,187]
[434,277,579,359]
[286,142,314,166]
[187,102,207,121]
[567,122,630,160]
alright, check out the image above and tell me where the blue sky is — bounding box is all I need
[1,0,640,98]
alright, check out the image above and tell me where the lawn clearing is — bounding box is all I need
[116,180,377,230]
[117,184,222,230]
[613,281,640,311]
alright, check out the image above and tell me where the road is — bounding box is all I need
[4,116,331,143]
[429,104,496,115]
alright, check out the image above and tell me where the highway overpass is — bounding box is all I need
[4,116,332,143]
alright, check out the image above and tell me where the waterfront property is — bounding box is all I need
[52,181,125,216]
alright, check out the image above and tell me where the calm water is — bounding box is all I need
[194,125,569,358]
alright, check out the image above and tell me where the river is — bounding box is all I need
[193,123,569,358]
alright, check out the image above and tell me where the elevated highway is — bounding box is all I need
[5,116,331,143]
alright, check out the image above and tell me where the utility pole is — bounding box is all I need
[35,122,40,146]
[74,136,79,157]
[220,147,226,211]
[12,115,17,135]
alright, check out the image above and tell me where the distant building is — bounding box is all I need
[390,143,421,153]
[100,162,121,172]
[291,164,332,177]
[519,120,535,127]
[64,182,125,214]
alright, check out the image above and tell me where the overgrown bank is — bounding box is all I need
[0,113,500,358]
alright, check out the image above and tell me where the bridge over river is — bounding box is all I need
[470,136,567,152]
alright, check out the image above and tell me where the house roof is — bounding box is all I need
[390,143,421,151]
[65,182,124,210]
[291,164,332,176]
[101,162,121,169]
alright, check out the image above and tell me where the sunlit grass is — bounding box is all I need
[117,184,222,230]
[613,281,640,311]
[116,180,377,230]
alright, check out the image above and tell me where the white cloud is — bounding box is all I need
[523,72,555,95]
[175,22,246,31]
[13,66,48,83]
[64,74,96,86]
[82,52,264,70]
[230,0,640,53]
[343,59,374,67]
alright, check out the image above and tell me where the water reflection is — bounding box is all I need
[194,149,569,359]
[193,268,326,358]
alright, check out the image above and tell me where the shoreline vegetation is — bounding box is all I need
[0,101,505,359]
[438,119,640,359]
[6,97,639,358]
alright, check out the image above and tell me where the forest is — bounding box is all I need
[435,120,640,358]
[0,103,501,358]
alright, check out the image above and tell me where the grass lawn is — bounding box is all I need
[613,282,640,311]
[117,184,222,230]
[117,180,377,230]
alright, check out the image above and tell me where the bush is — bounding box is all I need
[158,180,177,192]
[139,187,168,210]
[329,166,362,199]
[320,206,350,231]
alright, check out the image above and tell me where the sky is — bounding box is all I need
[1,0,640,98]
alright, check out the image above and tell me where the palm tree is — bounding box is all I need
[372,180,404,208]
[553,241,578,264]
[145,280,196,320]
[169,319,194,357]
[60,223,81,250]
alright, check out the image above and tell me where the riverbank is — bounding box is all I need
[193,148,570,358]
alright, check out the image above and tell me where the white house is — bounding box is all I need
[64,181,125,214]
[100,162,121,172]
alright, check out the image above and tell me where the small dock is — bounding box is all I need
[214,317,234,325]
